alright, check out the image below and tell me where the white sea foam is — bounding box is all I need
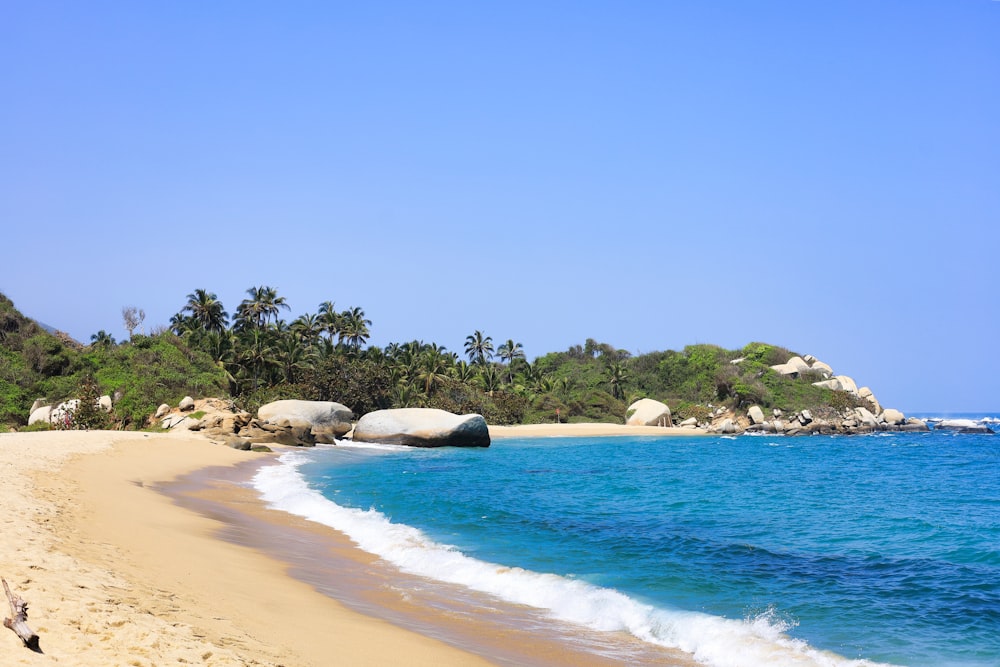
[252,452,897,667]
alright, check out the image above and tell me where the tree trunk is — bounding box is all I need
[3,578,40,652]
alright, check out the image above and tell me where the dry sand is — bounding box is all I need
[0,430,492,666]
[0,428,700,667]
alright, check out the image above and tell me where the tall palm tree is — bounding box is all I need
[605,361,629,401]
[183,289,228,333]
[318,301,340,343]
[236,285,289,330]
[291,313,322,346]
[497,339,525,382]
[339,306,371,352]
[464,330,494,365]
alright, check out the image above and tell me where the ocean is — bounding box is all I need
[252,417,999,667]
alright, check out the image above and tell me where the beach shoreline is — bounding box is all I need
[489,422,708,438]
[0,429,699,666]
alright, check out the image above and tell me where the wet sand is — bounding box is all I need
[0,430,698,665]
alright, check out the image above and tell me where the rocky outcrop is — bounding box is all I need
[353,408,490,448]
[157,397,317,447]
[934,419,995,435]
[179,396,195,412]
[747,405,765,425]
[881,408,905,425]
[626,398,671,427]
[257,400,353,442]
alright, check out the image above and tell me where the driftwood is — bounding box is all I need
[3,577,40,651]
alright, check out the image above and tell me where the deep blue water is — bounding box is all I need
[255,425,1000,667]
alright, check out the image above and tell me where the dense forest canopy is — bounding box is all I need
[0,289,865,430]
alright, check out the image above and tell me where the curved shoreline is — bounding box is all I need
[0,429,699,666]
[0,431,492,666]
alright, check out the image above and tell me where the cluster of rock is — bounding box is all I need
[623,353,995,436]
[158,397,352,448]
[743,405,929,435]
[157,397,490,449]
[28,395,113,426]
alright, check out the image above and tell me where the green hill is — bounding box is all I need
[0,290,869,430]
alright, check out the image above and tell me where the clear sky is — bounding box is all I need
[2,1,998,413]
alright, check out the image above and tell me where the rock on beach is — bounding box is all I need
[353,408,490,448]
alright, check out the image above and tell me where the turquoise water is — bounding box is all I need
[255,428,1000,666]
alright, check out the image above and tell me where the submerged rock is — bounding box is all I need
[353,408,490,448]
[934,419,995,435]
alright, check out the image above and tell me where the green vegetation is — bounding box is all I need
[0,289,863,430]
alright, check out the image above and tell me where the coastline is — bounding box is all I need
[489,423,708,438]
[0,429,699,666]
[0,430,491,666]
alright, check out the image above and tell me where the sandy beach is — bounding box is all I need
[0,428,699,666]
[0,431,494,666]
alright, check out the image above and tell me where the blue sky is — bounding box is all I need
[2,1,998,412]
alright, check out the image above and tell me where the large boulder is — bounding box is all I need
[812,375,859,395]
[626,398,671,427]
[881,408,905,426]
[934,419,995,435]
[810,360,833,377]
[179,396,195,412]
[747,405,765,425]
[858,387,882,414]
[28,405,52,425]
[353,408,490,448]
[258,400,354,443]
[854,407,879,429]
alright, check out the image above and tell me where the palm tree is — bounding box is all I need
[477,364,503,396]
[318,301,339,343]
[464,330,494,365]
[183,289,228,333]
[275,333,313,384]
[339,306,371,352]
[236,285,289,330]
[89,330,116,349]
[605,361,629,401]
[452,360,475,383]
[497,339,525,382]
[291,313,322,346]
[417,352,449,395]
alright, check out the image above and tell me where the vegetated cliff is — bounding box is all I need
[0,293,227,428]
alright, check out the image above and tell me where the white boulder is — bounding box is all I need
[99,395,113,413]
[258,400,354,442]
[747,405,765,425]
[179,396,195,411]
[626,398,671,427]
[154,403,170,419]
[854,407,879,428]
[881,408,905,425]
[28,405,52,425]
[353,408,490,447]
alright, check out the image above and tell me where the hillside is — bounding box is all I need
[1,290,884,431]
